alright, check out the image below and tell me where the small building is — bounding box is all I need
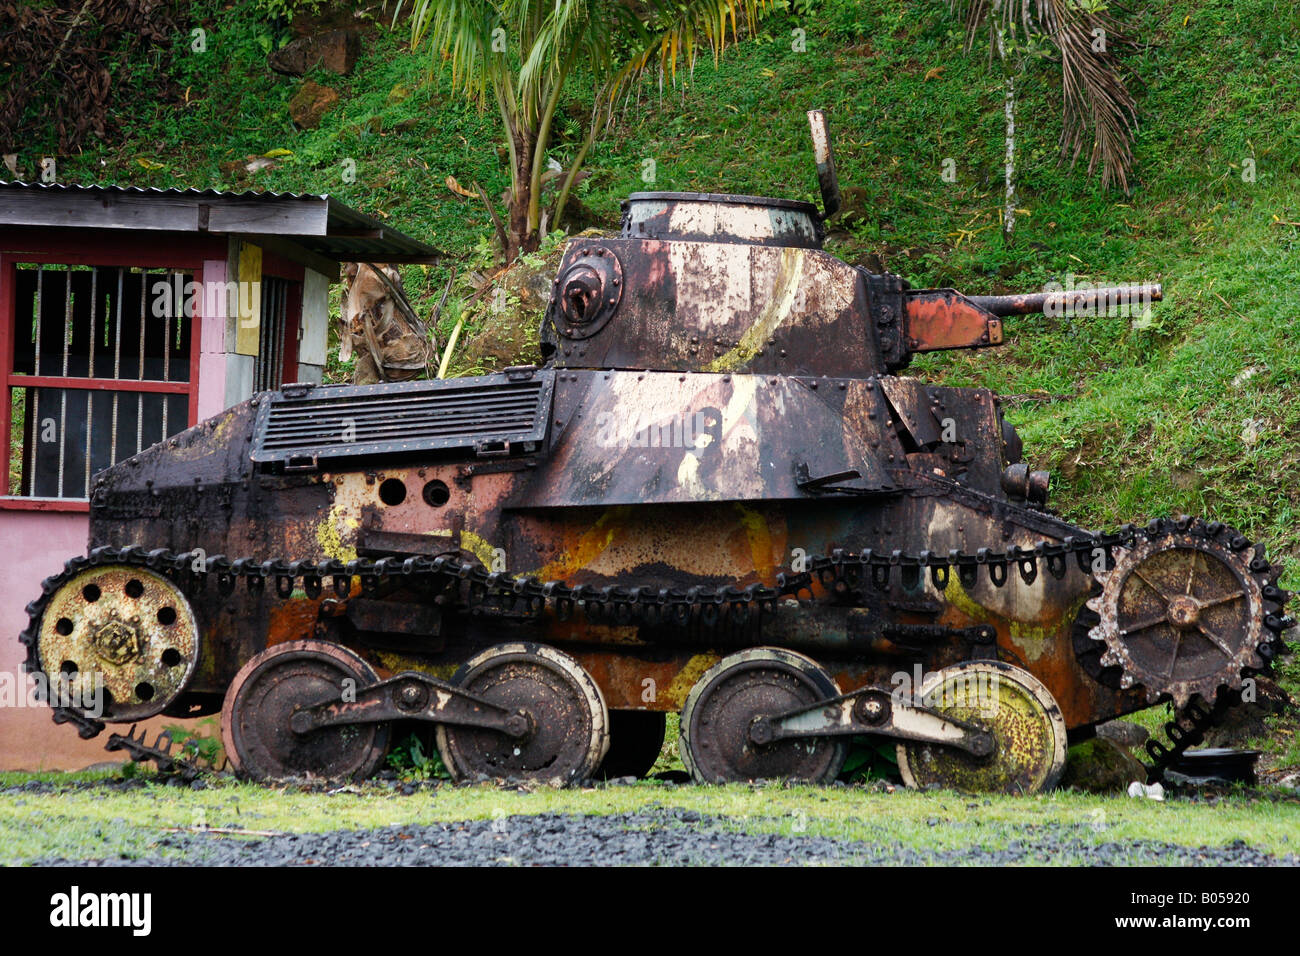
[0,182,440,769]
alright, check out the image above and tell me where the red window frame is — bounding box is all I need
[259,251,305,389]
[0,246,205,512]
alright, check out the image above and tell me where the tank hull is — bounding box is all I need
[85,369,1146,733]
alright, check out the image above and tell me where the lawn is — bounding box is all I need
[2,769,1298,865]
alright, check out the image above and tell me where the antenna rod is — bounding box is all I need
[807,109,841,221]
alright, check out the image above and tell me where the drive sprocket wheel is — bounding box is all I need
[35,565,200,721]
[1087,519,1276,708]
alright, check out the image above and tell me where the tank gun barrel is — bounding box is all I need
[968,284,1163,317]
[891,282,1164,364]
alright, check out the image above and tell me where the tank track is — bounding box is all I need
[104,725,207,782]
[20,517,1292,784]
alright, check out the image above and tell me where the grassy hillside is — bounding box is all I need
[30,0,1297,582]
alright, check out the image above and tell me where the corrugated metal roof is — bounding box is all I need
[0,180,445,264]
[0,181,326,200]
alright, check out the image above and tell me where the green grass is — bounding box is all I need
[1,771,1297,864]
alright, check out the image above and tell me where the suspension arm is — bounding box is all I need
[289,670,531,739]
[749,688,994,757]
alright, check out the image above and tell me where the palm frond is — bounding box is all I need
[1039,0,1137,192]
[946,0,1138,191]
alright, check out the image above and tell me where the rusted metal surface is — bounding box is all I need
[250,368,553,467]
[621,193,823,248]
[895,661,1068,794]
[526,371,901,506]
[1087,522,1269,707]
[903,289,1004,352]
[290,669,529,738]
[433,643,608,785]
[753,687,995,757]
[969,284,1163,317]
[104,724,207,780]
[221,639,390,781]
[679,648,846,783]
[543,239,881,378]
[79,396,1149,733]
[552,247,623,339]
[35,565,198,721]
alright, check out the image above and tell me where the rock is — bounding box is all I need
[1096,720,1149,749]
[268,29,360,76]
[288,81,339,130]
[1202,676,1292,749]
[1126,781,1165,801]
[458,243,573,373]
[1061,738,1147,794]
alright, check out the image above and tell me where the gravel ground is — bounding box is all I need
[29,807,1300,867]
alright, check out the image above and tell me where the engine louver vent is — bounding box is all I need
[250,368,554,468]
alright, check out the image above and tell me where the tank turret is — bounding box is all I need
[545,111,1160,378]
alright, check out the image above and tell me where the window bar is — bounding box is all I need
[33,266,42,372]
[57,268,71,497]
[27,390,38,496]
[110,268,122,466]
[258,280,270,392]
[84,268,98,497]
[270,280,280,390]
[83,390,93,497]
[29,267,43,495]
[161,272,172,440]
[261,281,270,392]
[62,268,72,374]
[279,279,288,385]
[163,275,172,382]
[254,282,263,392]
[137,271,146,455]
[88,268,97,378]
[280,279,289,385]
[268,278,279,389]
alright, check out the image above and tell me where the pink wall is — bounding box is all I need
[196,258,229,421]
[0,513,203,770]
[0,513,94,768]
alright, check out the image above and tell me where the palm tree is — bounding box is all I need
[946,0,1139,237]
[403,0,768,261]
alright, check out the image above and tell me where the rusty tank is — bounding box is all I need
[22,112,1292,793]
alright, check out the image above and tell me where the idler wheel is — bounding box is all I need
[435,643,609,785]
[36,565,199,721]
[597,710,667,780]
[896,661,1067,794]
[679,647,846,784]
[221,640,390,782]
